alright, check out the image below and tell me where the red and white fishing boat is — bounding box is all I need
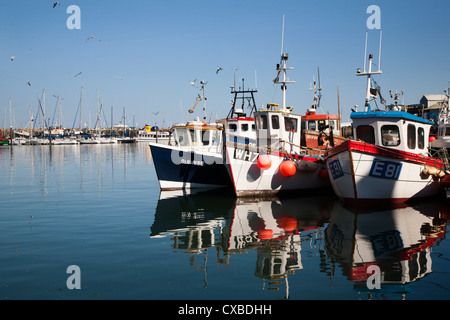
[325,34,449,204]
[224,51,331,197]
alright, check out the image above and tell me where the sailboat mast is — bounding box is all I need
[79,87,83,131]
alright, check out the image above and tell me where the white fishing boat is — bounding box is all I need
[136,125,171,144]
[224,51,331,197]
[325,33,449,204]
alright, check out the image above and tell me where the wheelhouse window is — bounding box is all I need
[228,123,237,132]
[271,115,280,129]
[418,127,425,149]
[381,125,400,146]
[307,120,316,131]
[318,120,326,131]
[356,125,375,144]
[189,129,198,144]
[445,127,450,136]
[329,120,336,130]
[241,123,249,131]
[285,117,298,132]
[175,128,191,147]
[407,124,416,149]
[260,115,268,129]
[201,129,211,146]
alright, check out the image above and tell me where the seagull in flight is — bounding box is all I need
[10,56,15,61]
[216,67,223,74]
[114,75,123,80]
[27,81,31,86]
[153,112,160,116]
[74,72,82,77]
[86,35,95,42]
[190,79,197,86]
[53,2,60,8]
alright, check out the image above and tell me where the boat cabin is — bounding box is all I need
[226,115,256,145]
[301,110,340,136]
[254,103,302,154]
[351,111,433,155]
[171,119,223,153]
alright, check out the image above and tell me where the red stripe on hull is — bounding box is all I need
[326,140,445,169]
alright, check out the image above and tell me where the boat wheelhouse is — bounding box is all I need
[224,84,257,147]
[300,69,346,151]
[301,110,344,152]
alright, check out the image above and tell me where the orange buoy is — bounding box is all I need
[258,229,273,240]
[278,217,297,232]
[279,160,296,177]
[319,168,329,179]
[257,154,272,170]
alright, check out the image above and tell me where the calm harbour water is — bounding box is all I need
[1,142,450,300]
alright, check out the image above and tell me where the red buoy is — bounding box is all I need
[258,229,273,240]
[257,154,272,170]
[429,136,436,142]
[278,217,297,232]
[279,160,296,177]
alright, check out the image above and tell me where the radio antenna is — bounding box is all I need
[280,14,285,55]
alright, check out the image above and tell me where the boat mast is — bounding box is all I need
[274,15,295,112]
[79,87,83,131]
[356,31,382,112]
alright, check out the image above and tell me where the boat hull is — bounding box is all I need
[149,143,231,191]
[224,141,330,197]
[326,140,445,204]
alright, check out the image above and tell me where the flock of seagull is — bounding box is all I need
[7,2,111,87]
[9,1,227,110]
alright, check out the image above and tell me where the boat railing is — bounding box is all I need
[225,138,324,158]
[430,147,450,172]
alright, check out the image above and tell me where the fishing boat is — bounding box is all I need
[430,88,450,151]
[325,34,449,204]
[224,51,331,197]
[0,134,9,146]
[149,80,231,191]
[149,117,229,190]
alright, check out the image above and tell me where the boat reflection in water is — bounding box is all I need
[150,189,449,299]
[150,189,333,297]
[325,201,449,299]
[226,195,332,297]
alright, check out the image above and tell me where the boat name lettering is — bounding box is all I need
[369,159,402,180]
[181,159,204,166]
[233,148,258,162]
[328,159,344,180]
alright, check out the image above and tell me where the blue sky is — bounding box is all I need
[1,0,449,129]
